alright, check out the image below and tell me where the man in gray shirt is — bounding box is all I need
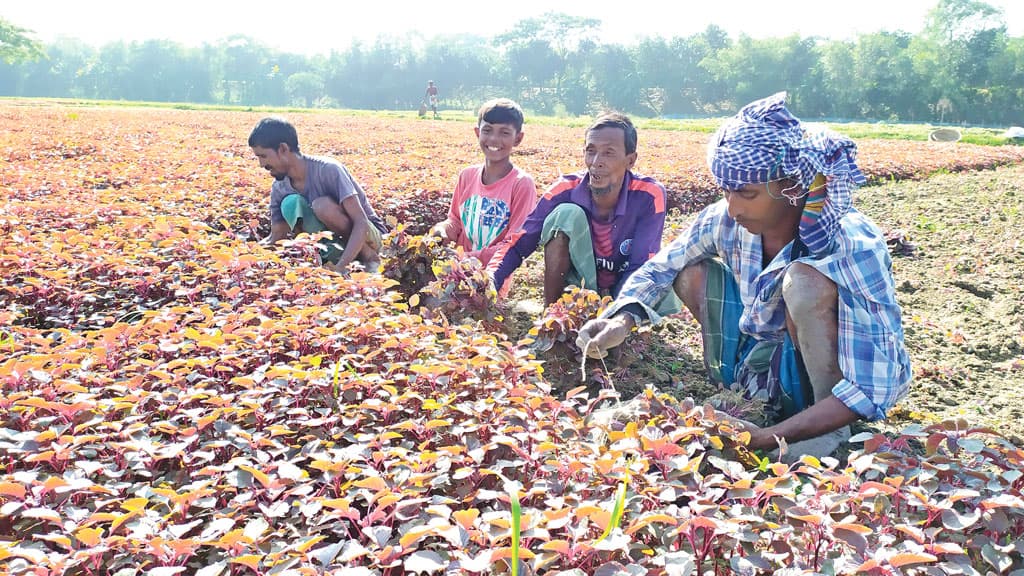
[249,117,388,272]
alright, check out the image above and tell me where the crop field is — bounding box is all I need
[1,102,1024,574]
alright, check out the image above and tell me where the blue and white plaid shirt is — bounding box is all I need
[604,199,912,420]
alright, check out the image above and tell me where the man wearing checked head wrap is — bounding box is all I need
[579,92,911,459]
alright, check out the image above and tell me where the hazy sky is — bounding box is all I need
[4,0,1023,54]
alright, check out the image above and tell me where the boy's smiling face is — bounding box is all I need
[475,120,523,164]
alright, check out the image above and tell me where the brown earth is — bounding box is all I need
[502,162,1024,445]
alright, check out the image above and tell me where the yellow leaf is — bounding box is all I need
[833,522,873,535]
[268,425,296,437]
[16,397,52,410]
[295,535,326,554]
[626,513,679,535]
[81,512,118,527]
[535,442,559,453]
[354,476,388,491]
[889,553,938,568]
[230,555,263,570]
[75,527,103,547]
[490,546,536,561]
[787,512,824,525]
[25,450,55,463]
[320,498,352,511]
[42,476,68,493]
[399,525,437,549]
[375,492,402,508]
[110,512,138,533]
[239,465,273,489]
[453,509,479,531]
[35,534,72,549]
[310,460,347,474]
[0,482,27,500]
[218,529,253,547]
[121,498,149,513]
[539,539,571,554]
[197,413,219,430]
[422,398,444,410]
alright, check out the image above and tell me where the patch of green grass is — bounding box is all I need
[1,96,314,114]
[5,96,1023,146]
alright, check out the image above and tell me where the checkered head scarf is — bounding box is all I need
[706,91,866,256]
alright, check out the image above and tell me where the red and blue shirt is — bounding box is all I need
[490,170,667,296]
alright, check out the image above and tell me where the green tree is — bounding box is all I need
[505,38,560,110]
[985,35,1024,123]
[0,16,43,64]
[854,32,925,121]
[818,40,861,119]
[420,34,497,109]
[496,12,601,111]
[285,71,324,107]
[920,0,1008,122]
[588,44,640,113]
[217,35,275,105]
[925,0,1003,44]
[17,38,92,97]
[701,35,797,111]
[689,25,734,113]
[88,41,131,99]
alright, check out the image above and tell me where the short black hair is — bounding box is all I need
[248,117,300,153]
[587,112,637,155]
[478,98,525,132]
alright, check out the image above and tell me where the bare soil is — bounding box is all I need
[503,163,1024,445]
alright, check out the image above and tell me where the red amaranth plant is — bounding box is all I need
[2,104,1023,575]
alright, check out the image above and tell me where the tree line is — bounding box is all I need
[1,0,1021,125]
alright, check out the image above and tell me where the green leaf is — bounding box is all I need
[596,480,628,544]
[510,487,521,576]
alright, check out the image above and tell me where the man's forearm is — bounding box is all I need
[335,224,367,269]
[748,395,859,450]
[263,222,292,245]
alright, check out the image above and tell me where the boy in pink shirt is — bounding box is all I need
[431,98,537,266]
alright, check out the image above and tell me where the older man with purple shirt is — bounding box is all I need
[488,112,675,311]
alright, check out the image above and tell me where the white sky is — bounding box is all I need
[4,0,1023,54]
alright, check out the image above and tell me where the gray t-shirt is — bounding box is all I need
[269,155,387,233]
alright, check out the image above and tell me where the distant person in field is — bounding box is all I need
[248,116,389,273]
[577,92,912,458]
[488,112,676,311]
[425,80,439,119]
[430,98,537,266]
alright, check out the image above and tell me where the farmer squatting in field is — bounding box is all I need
[249,117,390,273]
[578,92,912,457]
[487,112,680,313]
